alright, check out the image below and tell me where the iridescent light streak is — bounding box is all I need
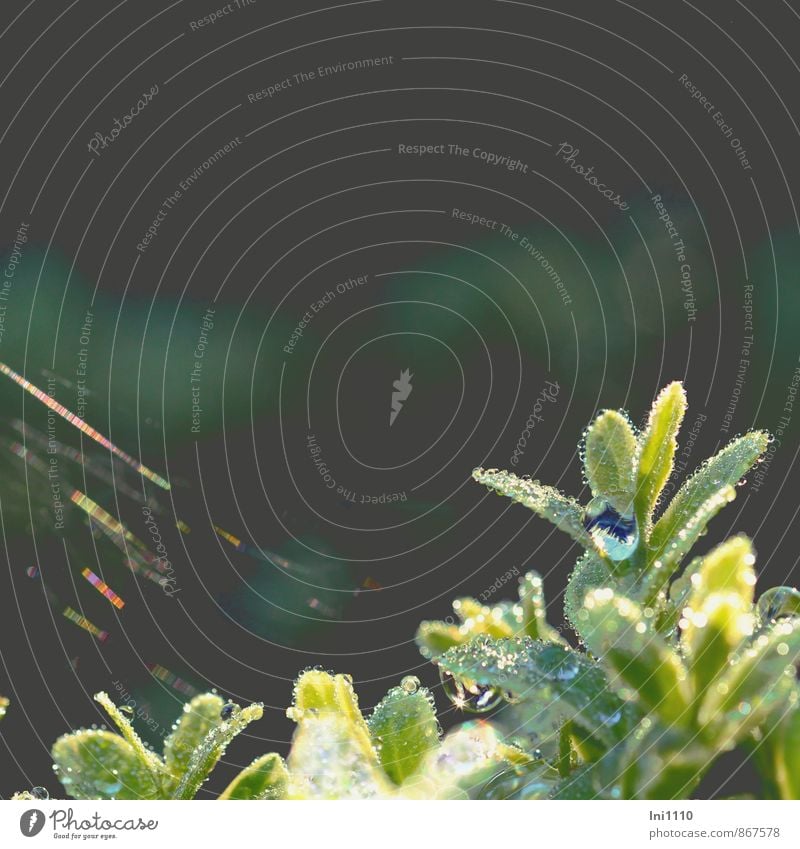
[213,525,247,552]
[11,419,148,503]
[0,361,170,489]
[81,567,125,609]
[71,490,167,572]
[147,664,198,697]
[62,606,109,642]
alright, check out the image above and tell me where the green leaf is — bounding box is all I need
[368,681,440,784]
[774,702,800,800]
[650,431,768,554]
[646,486,737,586]
[680,538,757,697]
[437,636,628,745]
[290,671,372,749]
[699,619,800,744]
[172,702,264,799]
[52,730,160,800]
[94,692,166,792]
[583,410,637,509]
[415,619,465,660]
[519,571,564,643]
[635,382,686,527]
[219,752,288,799]
[472,468,598,550]
[565,551,612,633]
[164,692,225,779]
[579,589,691,725]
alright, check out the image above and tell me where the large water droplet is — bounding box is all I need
[400,675,420,695]
[31,786,48,800]
[583,497,638,561]
[479,762,552,799]
[220,701,239,721]
[757,587,800,625]
[439,670,503,713]
[119,705,134,718]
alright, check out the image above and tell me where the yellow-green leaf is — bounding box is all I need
[52,730,160,800]
[635,382,686,526]
[219,752,288,799]
[584,410,637,509]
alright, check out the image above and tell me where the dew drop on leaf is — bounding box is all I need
[757,586,800,624]
[220,702,240,720]
[439,669,503,713]
[31,786,48,800]
[119,705,134,717]
[583,497,639,561]
[400,676,420,695]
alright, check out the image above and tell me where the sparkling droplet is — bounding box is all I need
[31,786,48,800]
[439,669,503,714]
[400,675,420,695]
[583,497,639,561]
[220,701,239,720]
[757,586,800,625]
[119,705,134,717]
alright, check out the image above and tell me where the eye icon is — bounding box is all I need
[20,809,45,837]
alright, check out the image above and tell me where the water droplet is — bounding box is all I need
[119,705,134,717]
[757,586,800,625]
[400,675,420,695]
[583,497,639,561]
[220,701,239,720]
[479,762,551,800]
[439,669,503,713]
[31,786,48,800]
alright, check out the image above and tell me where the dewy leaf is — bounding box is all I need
[774,702,800,800]
[583,410,637,509]
[564,551,612,634]
[52,730,160,800]
[680,537,757,698]
[94,692,165,790]
[519,571,564,643]
[686,536,757,607]
[172,702,264,799]
[368,680,440,785]
[164,692,225,780]
[472,468,598,550]
[635,382,686,527]
[645,486,737,588]
[579,589,691,725]
[287,714,391,799]
[650,431,768,553]
[437,636,628,746]
[219,752,288,800]
[290,671,373,752]
[699,619,800,744]
[415,619,465,660]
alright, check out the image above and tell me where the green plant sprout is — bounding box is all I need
[12,383,800,799]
